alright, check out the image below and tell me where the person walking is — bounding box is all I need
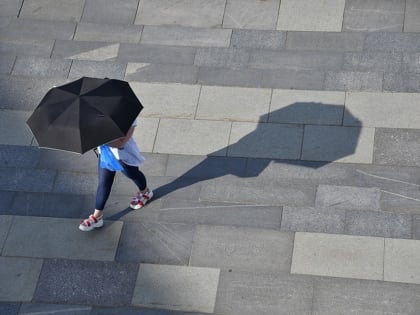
[79,119,153,231]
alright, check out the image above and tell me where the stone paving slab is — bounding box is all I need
[0,215,12,254]
[34,259,138,306]
[68,60,126,79]
[0,54,15,74]
[383,72,420,93]
[373,128,420,167]
[228,122,303,159]
[269,89,345,125]
[344,92,420,128]
[301,125,375,163]
[0,257,43,302]
[119,44,196,65]
[190,225,294,272]
[281,206,345,234]
[0,110,33,145]
[403,52,420,73]
[343,51,402,72]
[126,63,199,84]
[315,184,381,211]
[312,277,420,314]
[2,216,123,261]
[140,26,232,48]
[115,221,194,265]
[277,0,345,32]
[285,32,364,52]
[135,0,225,28]
[364,32,420,52]
[0,0,23,17]
[324,71,383,91]
[81,0,139,25]
[130,82,200,119]
[405,0,420,32]
[154,118,230,156]
[75,22,142,43]
[158,204,282,230]
[52,40,119,61]
[0,303,19,315]
[52,172,97,194]
[343,0,405,32]
[196,86,271,122]
[194,48,250,69]
[215,270,314,315]
[345,209,412,239]
[133,117,160,153]
[91,306,210,315]
[18,303,91,315]
[384,238,420,284]
[291,232,384,280]
[0,38,54,57]
[230,29,286,50]
[132,264,220,313]
[0,167,56,192]
[19,0,84,23]
[12,56,71,78]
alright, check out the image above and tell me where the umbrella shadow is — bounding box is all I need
[152,101,362,200]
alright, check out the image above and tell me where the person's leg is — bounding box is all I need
[121,163,153,209]
[79,163,116,231]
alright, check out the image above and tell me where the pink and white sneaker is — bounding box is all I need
[130,189,153,209]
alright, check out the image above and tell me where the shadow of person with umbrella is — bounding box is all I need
[151,101,362,201]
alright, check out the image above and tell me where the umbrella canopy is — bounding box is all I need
[27,77,143,154]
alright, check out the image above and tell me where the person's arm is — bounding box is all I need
[108,126,135,148]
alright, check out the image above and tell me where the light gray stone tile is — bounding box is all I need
[34,259,138,306]
[385,238,420,284]
[0,0,23,17]
[269,89,345,125]
[215,270,314,315]
[249,50,343,71]
[277,0,345,32]
[132,117,159,153]
[38,148,97,173]
[402,53,420,73]
[0,168,55,192]
[119,43,195,65]
[135,0,225,28]
[0,109,33,146]
[0,18,76,40]
[291,232,384,280]
[223,0,280,30]
[374,128,420,167]
[2,216,123,261]
[301,125,375,164]
[230,29,286,49]
[364,32,420,52]
[313,277,420,315]
[75,22,142,43]
[260,69,325,90]
[197,67,263,88]
[286,32,364,51]
[0,257,43,301]
[116,221,194,265]
[345,92,420,128]
[316,185,381,211]
[0,215,13,254]
[52,40,119,61]
[158,204,282,230]
[69,60,126,79]
[52,172,97,194]
[18,304,91,315]
[20,0,84,22]
[153,118,230,156]
[199,176,316,206]
[125,63,198,84]
[12,56,71,78]
[405,0,420,32]
[0,75,67,111]
[196,85,271,122]
[132,264,220,313]
[141,25,231,47]
[0,54,15,74]
[343,0,404,32]
[130,82,200,119]
[383,72,420,93]
[190,225,294,272]
[345,210,412,239]
[343,52,402,72]
[228,122,303,159]
[325,71,383,91]
[281,206,345,234]
[0,38,54,57]
[194,48,250,69]
[414,215,420,239]
[81,0,139,24]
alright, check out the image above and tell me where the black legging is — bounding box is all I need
[95,160,147,210]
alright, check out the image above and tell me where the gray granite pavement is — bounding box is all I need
[1,0,420,314]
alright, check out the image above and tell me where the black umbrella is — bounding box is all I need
[27,77,143,154]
